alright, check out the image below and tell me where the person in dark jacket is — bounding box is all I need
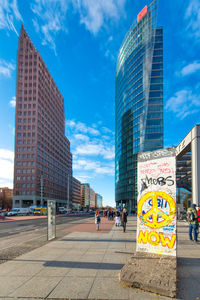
[121,208,128,232]
[187,204,198,242]
[197,206,200,237]
[95,211,101,231]
[115,210,120,226]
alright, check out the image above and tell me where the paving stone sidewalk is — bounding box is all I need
[0,216,199,300]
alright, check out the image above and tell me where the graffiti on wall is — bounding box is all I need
[136,148,176,256]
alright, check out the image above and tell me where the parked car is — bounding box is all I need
[18,208,30,215]
[58,207,67,214]
[7,208,30,216]
[7,208,20,216]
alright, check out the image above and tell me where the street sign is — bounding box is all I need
[47,200,56,241]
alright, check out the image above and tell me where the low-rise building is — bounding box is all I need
[72,177,81,210]
[0,187,13,209]
[81,183,90,209]
[90,188,95,209]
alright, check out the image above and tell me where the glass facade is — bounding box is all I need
[115,0,163,212]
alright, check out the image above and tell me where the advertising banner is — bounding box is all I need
[136,148,176,256]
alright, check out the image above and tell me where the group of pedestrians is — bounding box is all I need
[187,204,200,243]
[95,208,128,232]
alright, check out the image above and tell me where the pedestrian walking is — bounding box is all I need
[197,206,200,236]
[187,204,198,242]
[115,210,120,227]
[95,211,101,231]
[111,211,114,220]
[121,208,128,232]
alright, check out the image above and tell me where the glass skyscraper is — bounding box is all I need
[115,0,163,211]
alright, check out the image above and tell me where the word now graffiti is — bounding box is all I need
[138,230,176,249]
[141,175,175,190]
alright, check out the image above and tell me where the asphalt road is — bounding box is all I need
[0,213,93,263]
[0,213,92,238]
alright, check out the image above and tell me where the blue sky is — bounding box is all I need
[0,0,200,207]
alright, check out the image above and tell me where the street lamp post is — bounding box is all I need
[40,175,43,206]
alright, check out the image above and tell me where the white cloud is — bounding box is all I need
[74,174,92,183]
[0,59,15,77]
[66,120,100,136]
[102,126,114,134]
[31,0,69,54]
[66,119,114,159]
[9,96,16,107]
[75,144,100,156]
[73,159,99,170]
[67,119,115,182]
[77,0,126,35]
[95,165,114,176]
[0,149,14,161]
[73,158,114,176]
[0,0,22,36]
[0,149,14,188]
[75,142,114,159]
[74,134,89,142]
[30,0,126,52]
[165,89,200,119]
[185,0,200,39]
[66,120,76,128]
[180,61,200,76]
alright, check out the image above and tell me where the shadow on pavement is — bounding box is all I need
[4,258,124,270]
[43,260,124,270]
[60,238,135,243]
[177,257,200,300]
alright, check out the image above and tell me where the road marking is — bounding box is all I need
[0,216,93,251]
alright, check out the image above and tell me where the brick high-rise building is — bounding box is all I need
[13,25,72,208]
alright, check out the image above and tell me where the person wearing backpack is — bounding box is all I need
[187,204,198,242]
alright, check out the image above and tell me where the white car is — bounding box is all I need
[7,208,20,216]
[7,208,30,216]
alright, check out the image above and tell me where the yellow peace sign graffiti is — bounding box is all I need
[138,191,176,229]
